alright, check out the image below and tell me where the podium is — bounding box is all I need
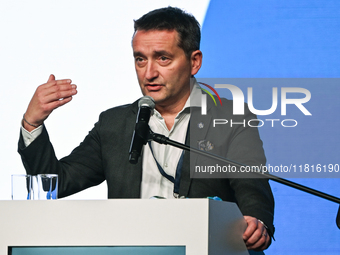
[0,199,250,255]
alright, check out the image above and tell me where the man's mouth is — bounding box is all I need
[145,84,163,91]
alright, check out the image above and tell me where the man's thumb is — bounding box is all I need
[47,74,55,82]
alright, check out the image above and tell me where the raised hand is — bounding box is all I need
[23,74,77,131]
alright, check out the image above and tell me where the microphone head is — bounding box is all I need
[138,96,155,109]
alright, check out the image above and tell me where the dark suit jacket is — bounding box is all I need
[18,96,274,236]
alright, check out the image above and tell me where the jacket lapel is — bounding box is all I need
[179,107,213,197]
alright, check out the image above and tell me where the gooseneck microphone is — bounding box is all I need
[129,96,155,164]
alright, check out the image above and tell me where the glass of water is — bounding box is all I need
[11,174,32,200]
[36,174,58,200]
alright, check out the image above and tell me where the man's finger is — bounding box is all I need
[43,88,77,104]
[245,226,263,246]
[243,216,258,240]
[55,79,72,85]
[52,96,73,109]
[247,231,270,251]
[46,83,77,96]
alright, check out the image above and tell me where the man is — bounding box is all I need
[18,7,274,252]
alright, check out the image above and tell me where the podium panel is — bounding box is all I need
[0,199,249,255]
[11,246,185,255]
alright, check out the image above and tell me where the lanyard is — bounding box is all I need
[147,141,185,198]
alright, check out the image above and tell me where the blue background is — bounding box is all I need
[197,0,340,254]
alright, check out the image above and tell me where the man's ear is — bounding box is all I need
[190,50,203,76]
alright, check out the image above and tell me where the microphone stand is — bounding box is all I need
[148,130,340,229]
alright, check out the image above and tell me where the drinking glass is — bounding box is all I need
[37,174,58,200]
[11,174,32,200]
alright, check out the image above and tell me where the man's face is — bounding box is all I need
[132,29,194,110]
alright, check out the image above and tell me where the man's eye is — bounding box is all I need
[160,56,168,61]
[135,57,144,62]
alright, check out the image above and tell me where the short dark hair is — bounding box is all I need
[134,6,201,58]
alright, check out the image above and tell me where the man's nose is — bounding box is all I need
[145,61,158,81]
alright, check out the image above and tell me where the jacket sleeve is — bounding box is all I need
[190,98,275,237]
[223,103,275,237]
[18,120,106,198]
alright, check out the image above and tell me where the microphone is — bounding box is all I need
[129,96,155,164]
